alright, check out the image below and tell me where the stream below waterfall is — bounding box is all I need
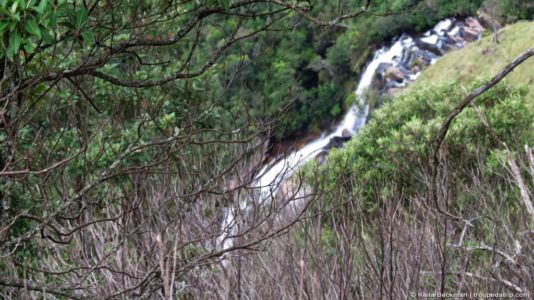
[218,17,485,251]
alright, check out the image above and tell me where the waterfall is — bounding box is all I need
[217,17,483,251]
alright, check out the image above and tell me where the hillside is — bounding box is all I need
[408,21,534,106]
[303,20,534,297]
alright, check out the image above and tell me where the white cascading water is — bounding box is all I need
[251,35,418,200]
[218,18,480,250]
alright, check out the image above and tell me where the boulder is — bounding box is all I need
[371,75,384,91]
[465,17,484,33]
[341,128,352,138]
[433,18,454,36]
[414,38,444,56]
[443,33,463,48]
[324,136,351,150]
[447,25,461,38]
[397,64,415,77]
[314,150,329,165]
[384,79,403,91]
[416,48,437,61]
[442,33,462,52]
[400,46,412,65]
[460,26,480,42]
[385,66,407,83]
[376,62,393,75]
[407,57,426,71]
[405,48,435,70]
[371,62,393,90]
[443,43,460,52]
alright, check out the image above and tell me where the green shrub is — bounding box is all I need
[311,82,533,216]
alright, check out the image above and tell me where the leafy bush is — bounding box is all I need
[311,81,533,214]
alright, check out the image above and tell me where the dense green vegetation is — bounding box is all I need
[314,82,533,212]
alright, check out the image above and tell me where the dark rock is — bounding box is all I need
[341,129,352,138]
[404,48,435,71]
[371,76,384,91]
[416,48,437,61]
[441,31,463,52]
[443,38,463,52]
[385,66,406,83]
[414,38,444,56]
[434,19,454,35]
[314,150,329,165]
[443,43,460,52]
[460,26,480,42]
[376,62,393,75]
[397,64,415,78]
[384,79,403,91]
[465,17,485,33]
[398,33,412,42]
[324,136,351,150]
[371,62,393,90]
[443,32,462,44]
[400,46,411,65]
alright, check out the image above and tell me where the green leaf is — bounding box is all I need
[41,29,54,43]
[32,0,47,13]
[75,8,88,29]
[43,10,58,27]
[7,30,22,60]
[80,30,94,45]
[38,0,47,11]
[0,22,9,35]
[0,6,10,16]
[219,0,230,10]
[10,1,19,14]
[26,0,35,9]
[24,18,41,38]
[23,40,35,53]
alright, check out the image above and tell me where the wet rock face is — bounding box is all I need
[371,17,485,96]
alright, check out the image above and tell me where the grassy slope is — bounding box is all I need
[407,21,534,108]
